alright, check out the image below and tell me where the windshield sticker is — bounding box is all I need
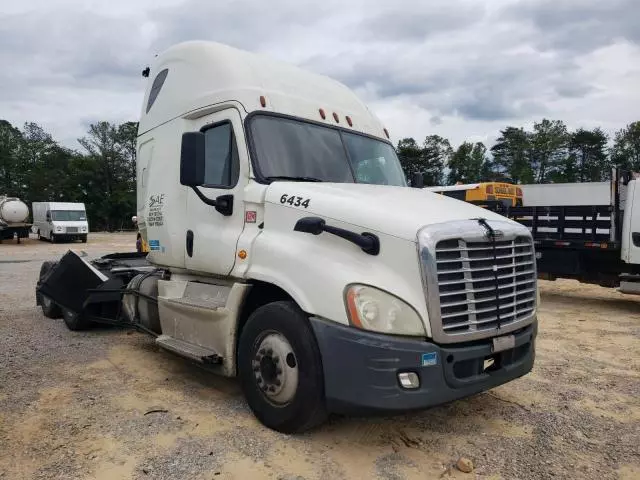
[280,194,310,208]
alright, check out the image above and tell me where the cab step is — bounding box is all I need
[155,335,223,364]
[619,274,640,295]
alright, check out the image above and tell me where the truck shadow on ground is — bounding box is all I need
[101,326,534,436]
[540,290,640,315]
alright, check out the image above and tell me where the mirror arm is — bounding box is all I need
[191,187,234,216]
[294,216,380,255]
[191,186,217,206]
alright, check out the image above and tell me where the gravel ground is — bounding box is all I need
[0,233,639,480]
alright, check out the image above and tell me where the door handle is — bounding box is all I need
[186,230,194,257]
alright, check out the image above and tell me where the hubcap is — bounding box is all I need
[42,296,52,308]
[252,332,298,405]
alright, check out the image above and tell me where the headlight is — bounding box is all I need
[55,226,63,232]
[81,227,87,232]
[345,285,425,336]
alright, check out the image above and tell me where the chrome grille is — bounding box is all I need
[418,219,537,343]
[435,237,536,333]
[66,227,78,233]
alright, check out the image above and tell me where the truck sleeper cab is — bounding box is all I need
[36,41,537,433]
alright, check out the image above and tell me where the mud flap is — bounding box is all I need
[37,250,110,315]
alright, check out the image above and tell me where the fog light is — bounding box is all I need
[398,372,420,389]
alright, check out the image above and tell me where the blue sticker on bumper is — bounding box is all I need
[149,240,160,251]
[421,352,438,367]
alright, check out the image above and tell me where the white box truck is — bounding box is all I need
[35,41,538,433]
[32,202,88,243]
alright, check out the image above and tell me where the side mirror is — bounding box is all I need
[411,172,424,188]
[180,132,206,187]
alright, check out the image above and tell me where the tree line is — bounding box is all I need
[398,119,640,186]
[0,120,137,231]
[1,117,639,231]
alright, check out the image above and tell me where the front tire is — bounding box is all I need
[238,301,328,433]
[81,235,87,243]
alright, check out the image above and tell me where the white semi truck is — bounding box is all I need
[0,195,31,244]
[36,41,538,433]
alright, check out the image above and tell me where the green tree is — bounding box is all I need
[78,121,137,230]
[396,136,448,186]
[490,127,532,183]
[0,120,24,195]
[529,119,569,183]
[421,135,450,186]
[19,122,70,203]
[612,121,640,171]
[397,137,424,183]
[447,142,489,184]
[117,121,139,188]
[567,128,609,182]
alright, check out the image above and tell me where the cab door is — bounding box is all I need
[184,108,247,276]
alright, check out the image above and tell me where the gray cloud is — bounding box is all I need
[149,0,337,53]
[505,0,640,53]
[356,3,486,42]
[303,41,590,121]
[0,0,638,150]
[0,8,147,98]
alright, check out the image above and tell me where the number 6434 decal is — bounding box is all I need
[280,194,311,208]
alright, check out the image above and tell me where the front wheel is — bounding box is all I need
[81,235,87,243]
[49,232,56,243]
[238,301,327,433]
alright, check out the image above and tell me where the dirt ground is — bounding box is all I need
[0,233,639,480]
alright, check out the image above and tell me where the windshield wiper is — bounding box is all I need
[264,175,323,183]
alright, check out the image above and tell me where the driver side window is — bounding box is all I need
[203,122,239,188]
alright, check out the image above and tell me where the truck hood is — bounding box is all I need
[265,182,512,241]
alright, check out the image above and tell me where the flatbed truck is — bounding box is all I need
[509,169,640,294]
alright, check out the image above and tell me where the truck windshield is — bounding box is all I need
[250,115,407,186]
[51,210,86,221]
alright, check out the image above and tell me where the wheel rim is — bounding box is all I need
[42,296,52,308]
[252,332,298,405]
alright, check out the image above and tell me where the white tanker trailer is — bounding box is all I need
[0,196,32,244]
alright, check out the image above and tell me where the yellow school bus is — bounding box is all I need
[424,182,523,211]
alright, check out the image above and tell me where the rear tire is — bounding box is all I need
[238,301,327,433]
[62,308,91,331]
[38,261,62,319]
[41,295,62,319]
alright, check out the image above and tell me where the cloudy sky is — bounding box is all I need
[1,0,639,149]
